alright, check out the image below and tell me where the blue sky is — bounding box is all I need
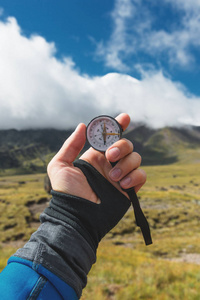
[0,0,200,129]
[0,0,114,75]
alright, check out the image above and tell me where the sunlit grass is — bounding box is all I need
[0,162,200,299]
[0,245,17,272]
[0,173,49,243]
[82,242,200,300]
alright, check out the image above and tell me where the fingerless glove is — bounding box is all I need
[14,159,131,298]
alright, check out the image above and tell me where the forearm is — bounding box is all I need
[13,196,97,299]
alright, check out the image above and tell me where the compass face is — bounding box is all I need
[86,115,122,151]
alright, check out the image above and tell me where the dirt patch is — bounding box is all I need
[166,253,200,265]
[2,239,25,249]
[28,200,49,216]
[27,198,50,228]
[105,284,123,300]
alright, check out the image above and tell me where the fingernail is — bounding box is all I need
[108,147,120,159]
[120,177,131,187]
[110,168,122,180]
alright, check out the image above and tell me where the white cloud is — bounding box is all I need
[164,0,200,11]
[95,0,200,70]
[95,0,135,71]
[146,0,200,66]
[0,17,199,130]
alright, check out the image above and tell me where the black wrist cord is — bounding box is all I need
[126,188,152,245]
[110,161,152,246]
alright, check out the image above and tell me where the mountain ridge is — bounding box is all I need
[0,124,200,174]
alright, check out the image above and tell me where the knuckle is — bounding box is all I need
[47,164,51,176]
[133,152,142,165]
[138,169,147,183]
[122,138,134,152]
[47,160,53,175]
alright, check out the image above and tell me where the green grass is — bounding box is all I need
[0,162,200,299]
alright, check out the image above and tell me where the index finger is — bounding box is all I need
[115,113,130,132]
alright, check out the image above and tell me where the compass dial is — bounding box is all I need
[86,115,122,151]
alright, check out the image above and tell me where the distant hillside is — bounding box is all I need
[0,129,73,174]
[124,125,200,165]
[0,124,200,174]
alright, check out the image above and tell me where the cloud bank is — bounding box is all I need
[0,16,199,129]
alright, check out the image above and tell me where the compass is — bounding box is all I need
[86,115,122,152]
[86,115,152,246]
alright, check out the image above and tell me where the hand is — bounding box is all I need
[47,113,146,203]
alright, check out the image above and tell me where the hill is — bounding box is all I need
[124,124,200,165]
[0,128,73,174]
[0,124,200,174]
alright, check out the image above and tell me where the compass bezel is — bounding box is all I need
[86,115,122,152]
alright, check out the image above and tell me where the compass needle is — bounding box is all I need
[103,121,107,145]
[105,133,120,136]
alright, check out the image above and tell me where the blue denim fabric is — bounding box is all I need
[0,257,78,300]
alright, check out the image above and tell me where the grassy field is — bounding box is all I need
[0,162,200,299]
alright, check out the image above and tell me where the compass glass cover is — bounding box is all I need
[86,115,122,151]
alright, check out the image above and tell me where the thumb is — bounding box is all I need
[54,123,86,164]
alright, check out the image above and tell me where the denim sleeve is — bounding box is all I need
[0,257,78,300]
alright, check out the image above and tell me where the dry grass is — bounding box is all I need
[0,162,200,299]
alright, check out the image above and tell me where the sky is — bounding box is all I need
[0,0,200,129]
